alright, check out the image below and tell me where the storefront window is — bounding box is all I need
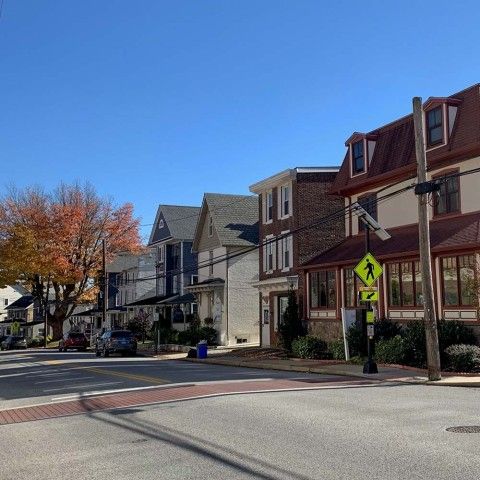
[442,257,458,306]
[388,263,400,306]
[388,261,422,307]
[344,268,356,307]
[442,255,477,307]
[401,262,414,306]
[310,270,336,309]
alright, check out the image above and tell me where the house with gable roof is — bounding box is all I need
[302,83,480,339]
[186,193,260,346]
[145,204,201,329]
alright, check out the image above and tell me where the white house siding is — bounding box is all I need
[226,249,260,345]
[0,286,24,323]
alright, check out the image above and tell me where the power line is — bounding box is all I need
[109,166,480,288]
[122,181,416,285]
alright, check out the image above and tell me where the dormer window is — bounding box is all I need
[352,141,365,175]
[427,106,443,146]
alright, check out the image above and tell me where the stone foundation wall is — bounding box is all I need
[307,320,342,342]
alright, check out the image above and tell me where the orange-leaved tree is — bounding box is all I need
[0,183,141,339]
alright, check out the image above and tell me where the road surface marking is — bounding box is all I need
[44,360,64,365]
[80,366,169,385]
[42,381,123,392]
[35,376,95,385]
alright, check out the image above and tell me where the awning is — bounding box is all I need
[158,293,196,305]
[125,294,173,307]
[185,277,225,292]
[303,211,480,268]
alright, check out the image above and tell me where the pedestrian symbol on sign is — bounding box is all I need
[354,252,383,287]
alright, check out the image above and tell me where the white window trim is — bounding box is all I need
[263,235,277,274]
[350,139,368,178]
[278,182,293,220]
[263,190,273,224]
[280,231,293,272]
[158,219,164,229]
[425,103,448,152]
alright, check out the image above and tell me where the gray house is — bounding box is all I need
[146,204,200,330]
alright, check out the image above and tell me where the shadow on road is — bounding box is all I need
[80,396,311,480]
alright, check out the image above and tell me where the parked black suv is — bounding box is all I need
[95,330,137,357]
[1,335,28,351]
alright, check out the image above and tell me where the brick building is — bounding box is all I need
[302,83,480,338]
[249,168,344,346]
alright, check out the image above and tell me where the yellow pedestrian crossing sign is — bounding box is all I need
[11,321,20,335]
[354,252,383,287]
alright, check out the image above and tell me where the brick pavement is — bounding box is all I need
[0,376,373,426]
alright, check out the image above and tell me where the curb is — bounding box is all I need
[182,357,430,384]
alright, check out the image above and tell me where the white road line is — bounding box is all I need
[26,371,66,377]
[35,376,95,385]
[43,381,123,393]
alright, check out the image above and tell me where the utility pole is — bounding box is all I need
[412,97,441,381]
[102,239,108,331]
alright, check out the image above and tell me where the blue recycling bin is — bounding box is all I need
[197,341,208,359]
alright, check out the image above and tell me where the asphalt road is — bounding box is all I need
[1,349,480,480]
[0,349,343,409]
[1,382,480,480]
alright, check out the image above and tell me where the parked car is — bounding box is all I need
[95,330,137,357]
[1,336,28,351]
[59,332,89,352]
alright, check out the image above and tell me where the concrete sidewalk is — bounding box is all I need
[183,354,480,387]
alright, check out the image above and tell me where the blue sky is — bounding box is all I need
[1,1,479,240]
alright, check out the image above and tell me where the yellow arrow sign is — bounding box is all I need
[354,252,383,287]
[359,291,379,302]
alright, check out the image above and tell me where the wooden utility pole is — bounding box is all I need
[412,97,441,381]
[102,239,108,330]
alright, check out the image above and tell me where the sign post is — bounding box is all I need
[354,233,383,374]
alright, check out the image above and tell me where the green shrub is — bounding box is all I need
[438,320,476,362]
[401,320,477,368]
[375,319,402,341]
[291,336,329,359]
[177,326,218,346]
[278,289,305,352]
[402,320,427,368]
[198,327,218,345]
[346,322,364,357]
[27,337,42,348]
[445,344,480,372]
[375,335,406,364]
[328,339,346,360]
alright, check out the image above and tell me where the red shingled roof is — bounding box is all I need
[331,84,480,195]
[302,211,480,268]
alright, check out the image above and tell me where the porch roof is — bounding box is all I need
[303,211,480,269]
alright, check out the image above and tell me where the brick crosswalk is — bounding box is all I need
[0,377,372,425]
